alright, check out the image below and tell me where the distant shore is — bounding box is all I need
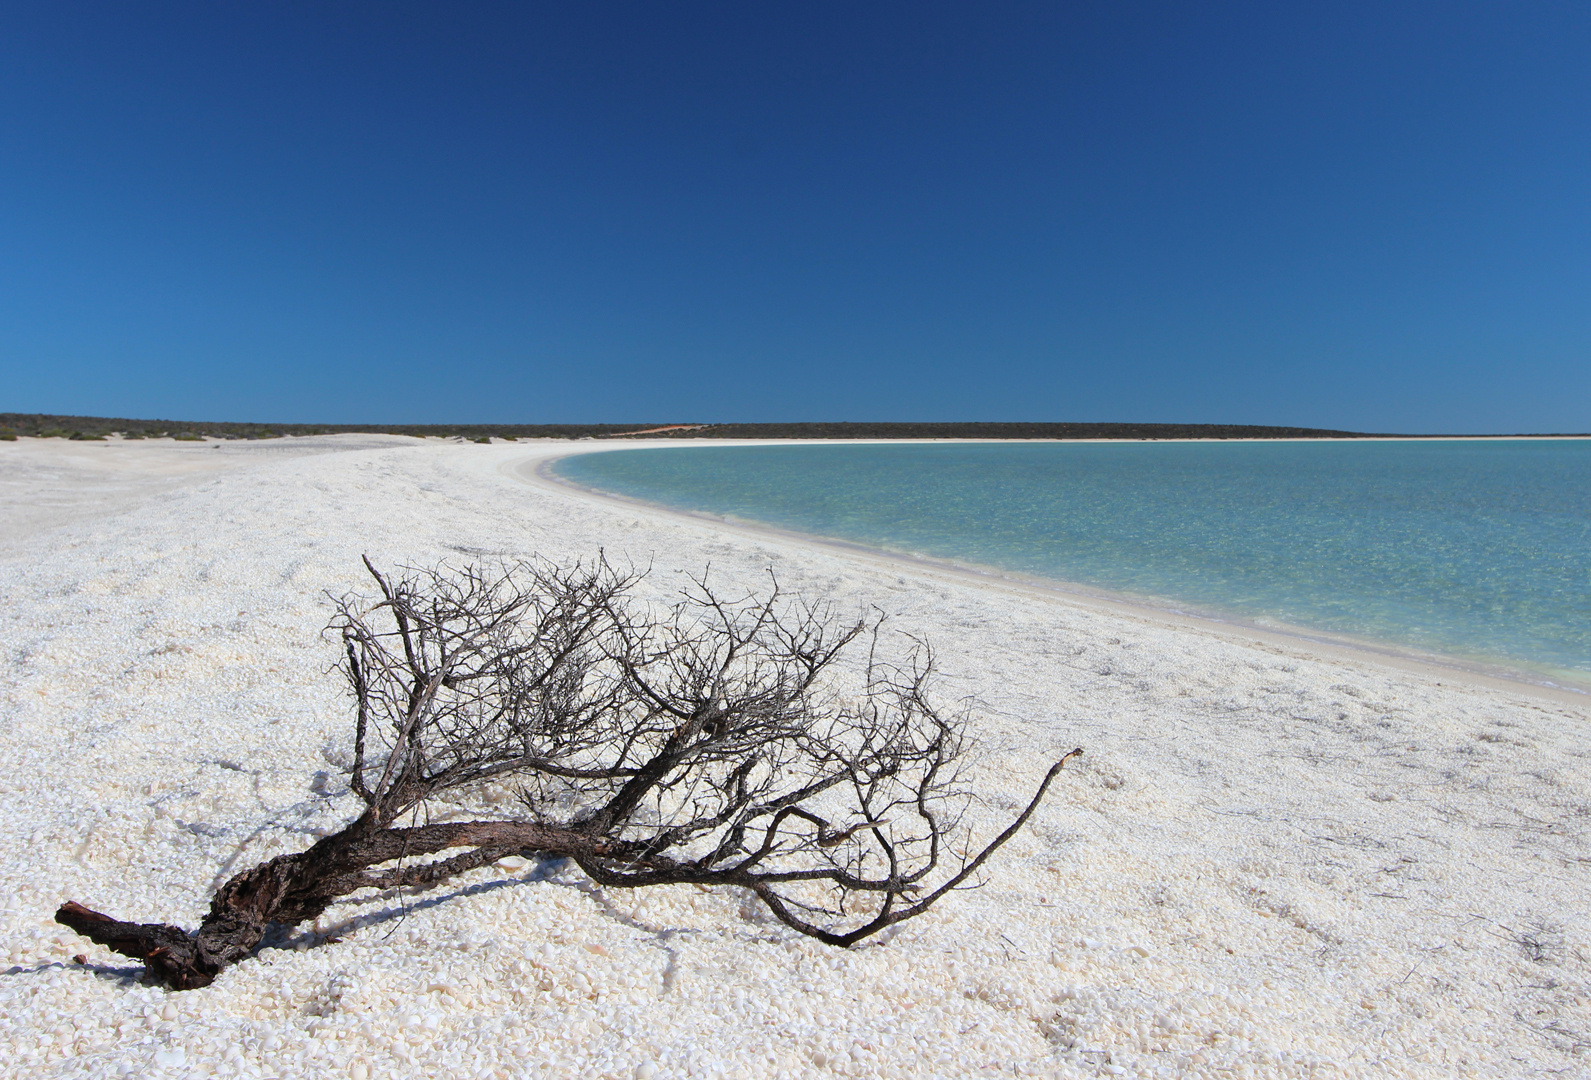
[5,410,1589,444]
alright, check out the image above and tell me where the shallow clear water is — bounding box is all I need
[554,441,1591,682]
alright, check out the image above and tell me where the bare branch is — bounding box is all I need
[58,557,1079,989]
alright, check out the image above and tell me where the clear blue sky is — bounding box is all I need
[2,3,1587,431]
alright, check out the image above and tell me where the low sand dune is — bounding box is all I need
[1,436,1587,1078]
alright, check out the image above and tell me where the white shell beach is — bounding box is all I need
[2,434,1588,1079]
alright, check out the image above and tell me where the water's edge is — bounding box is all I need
[525,447,1591,699]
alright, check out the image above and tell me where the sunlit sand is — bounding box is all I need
[2,435,1587,1077]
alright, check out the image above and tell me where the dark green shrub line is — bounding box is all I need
[4,412,1579,441]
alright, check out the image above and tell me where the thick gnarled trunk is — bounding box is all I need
[56,819,619,989]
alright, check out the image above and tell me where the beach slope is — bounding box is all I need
[1,437,1587,1078]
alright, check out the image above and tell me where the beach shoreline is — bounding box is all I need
[526,440,1591,705]
[2,435,1589,1078]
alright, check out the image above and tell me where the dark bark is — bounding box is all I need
[58,557,1081,989]
[57,818,626,988]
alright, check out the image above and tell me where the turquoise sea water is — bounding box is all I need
[553,441,1591,684]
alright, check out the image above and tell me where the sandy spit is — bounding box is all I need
[1,435,1588,1079]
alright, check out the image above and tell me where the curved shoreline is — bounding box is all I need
[514,439,1591,705]
[6,433,1591,1077]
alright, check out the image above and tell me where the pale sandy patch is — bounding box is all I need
[0,436,1587,1078]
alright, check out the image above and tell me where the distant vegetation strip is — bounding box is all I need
[2,413,1580,442]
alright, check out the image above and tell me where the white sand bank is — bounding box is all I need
[1,436,1588,1079]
